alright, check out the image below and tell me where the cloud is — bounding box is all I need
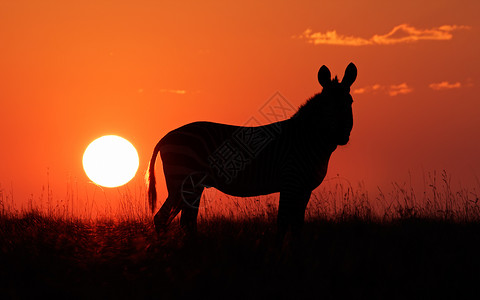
[388,83,413,96]
[353,83,413,97]
[297,24,470,46]
[429,81,462,90]
[352,87,367,95]
[352,85,377,95]
[297,28,371,46]
[159,89,187,95]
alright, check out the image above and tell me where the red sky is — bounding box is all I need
[1,0,479,212]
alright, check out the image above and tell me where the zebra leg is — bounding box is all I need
[179,172,207,235]
[277,190,311,245]
[179,189,204,235]
[154,194,182,235]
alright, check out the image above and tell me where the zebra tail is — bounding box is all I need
[146,142,161,214]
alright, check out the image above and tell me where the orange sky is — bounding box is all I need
[1,0,479,211]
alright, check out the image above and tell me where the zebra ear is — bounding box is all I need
[317,65,331,88]
[341,63,357,87]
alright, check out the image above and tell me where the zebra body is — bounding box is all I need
[147,63,357,239]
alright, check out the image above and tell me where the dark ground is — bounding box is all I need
[1,212,480,299]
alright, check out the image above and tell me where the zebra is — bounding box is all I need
[146,63,357,240]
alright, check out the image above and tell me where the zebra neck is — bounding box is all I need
[287,117,337,151]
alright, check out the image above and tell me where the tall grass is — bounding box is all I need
[2,171,480,298]
[0,180,151,222]
[200,170,480,224]
[1,170,479,224]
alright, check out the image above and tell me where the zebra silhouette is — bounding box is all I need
[147,63,357,240]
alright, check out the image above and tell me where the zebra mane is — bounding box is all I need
[291,93,321,119]
[291,76,339,120]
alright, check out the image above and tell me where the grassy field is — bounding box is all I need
[1,172,480,299]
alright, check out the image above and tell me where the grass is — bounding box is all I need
[1,171,480,299]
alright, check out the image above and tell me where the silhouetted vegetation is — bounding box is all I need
[1,173,480,298]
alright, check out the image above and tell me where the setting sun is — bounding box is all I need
[82,135,139,188]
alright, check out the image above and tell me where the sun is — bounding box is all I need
[82,135,139,188]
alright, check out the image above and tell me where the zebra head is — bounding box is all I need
[316,63,357,146]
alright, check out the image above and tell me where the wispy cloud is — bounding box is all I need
[159,89,187,95]
[297,24,470,46]
[429,81,462,91]
[297,28,371,46]
[388,83,413,96]
[353,83,413,97]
